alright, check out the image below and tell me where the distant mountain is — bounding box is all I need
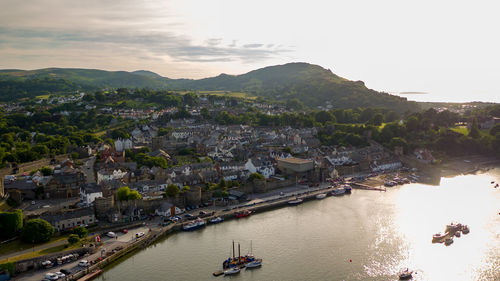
[0,63,419,112]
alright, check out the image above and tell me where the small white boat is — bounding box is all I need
[246,259,262,268]
[288,198,303,205]
[315,193,327,200]
[209,217,224,224]
[224,267,241,275]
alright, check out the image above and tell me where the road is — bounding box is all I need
[82,156,96,184]
[16,226,150,281]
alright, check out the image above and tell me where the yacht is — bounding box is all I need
[444,237,454,246]
[315,193,327,199]
[223,267,240,275]
[209,217,224,224]
[331,187,345,196]
[182,218,205,231]
[343,184,352,194]
[461,225,470,234]
[288,198,303,205]
[399,268,413,280]
[246,259,262,268]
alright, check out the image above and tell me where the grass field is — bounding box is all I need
[0,242,81,263]
[35,94,51,99]
[177,90,257,100]
[450,126,489,137]
[0,235,69,257]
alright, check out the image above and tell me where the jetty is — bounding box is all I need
[77,269,102,281]
[350,182,386,191]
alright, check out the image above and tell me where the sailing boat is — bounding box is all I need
[222,241,261,269]
[245,241,262,269]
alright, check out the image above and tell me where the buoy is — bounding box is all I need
[349,259,352,262]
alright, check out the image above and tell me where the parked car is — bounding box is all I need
[60,269,71,275]
[78,260,89,267]
[135,232,145,238]
[199,211,208,216]
[184,213,194,218]
[121,229,128,234]
[41,260,53,268]
[45,273,59,280]
[106,232,116,238]
[55,272,65,278]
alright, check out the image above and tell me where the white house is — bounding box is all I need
[245,158,275,179]
[80,183,103,205]
[114,138,133,152]
[97,169,128,184]
[155,203,184,217]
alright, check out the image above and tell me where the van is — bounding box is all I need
[106,232,116,238]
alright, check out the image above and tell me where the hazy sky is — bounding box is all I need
[1,0,499,103]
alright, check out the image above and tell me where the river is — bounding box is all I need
[96,169,500,281]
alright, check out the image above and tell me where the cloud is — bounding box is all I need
[243,44,264,48]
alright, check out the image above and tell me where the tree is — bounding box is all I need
[369,113,384,126]
[0,209,23,238]
[468,118,481,139]
[72,226,88,238]
[40,166,53,176]
[247,172,264,182]
[128,190,142,200]
[21,219,54,243]
[68,234,80,244]
[165,184,180,198]
[116,186,131,201]
[405,116,419,133]
[490,124,500,136]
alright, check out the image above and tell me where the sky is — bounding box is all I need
[1,0,499,103]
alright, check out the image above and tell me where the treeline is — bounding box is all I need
[0,77,92,101]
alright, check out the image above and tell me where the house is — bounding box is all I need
[43,171,85,199]
[41,208,96,232]
[245,158,275,179]
[414,148,435,164]
[114,138,133,152]
[3,178,37,201]
[80,183,103,206]
[155,202,183,217]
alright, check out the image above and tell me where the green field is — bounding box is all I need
[35,94,51,99]
[450,126,489,136]
[177,90,257,100]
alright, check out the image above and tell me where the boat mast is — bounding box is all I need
[232,240,235,259]
[238,243,241,263]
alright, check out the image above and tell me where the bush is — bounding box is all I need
[72,226,88,238]
[21,219,54,243]
[0,209,23,238]
[68,234,79,244]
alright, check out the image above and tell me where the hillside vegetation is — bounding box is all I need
[0,63,418,112]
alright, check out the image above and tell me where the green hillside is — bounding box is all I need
[0,63,419,112]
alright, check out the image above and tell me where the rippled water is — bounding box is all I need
[97,169,500,281]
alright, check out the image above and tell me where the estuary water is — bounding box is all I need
[97,169,500,281]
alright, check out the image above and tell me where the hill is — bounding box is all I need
[0,63,419,111]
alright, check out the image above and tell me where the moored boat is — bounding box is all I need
[331,187,345,196]
[315,193,327,200]
[223,241,261,270]
[399,268,413,280]
[223,267,240,275]
[455,231,461,237]
[234,210,252,218]
[432,232,448,243]
[246,259,262,268]
[182,218,205,231]
[288,198,303,205]
[461,225,470,234]
[444,237,454,246]
[343,184,352,194]
[209,217,224,224]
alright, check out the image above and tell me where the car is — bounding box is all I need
[59,269,71,275]
[121,229,128,234]
[135,232,145,238]
[279,192,285,196]
[169,217,179,222]
[41,260,53,268]
[223,208,231,212]
[106,232,116,238]
[78,260,89,267]
[31,200,36,205]
[45,273,59,280]
[55,272,65,278]
[199,211,208,216]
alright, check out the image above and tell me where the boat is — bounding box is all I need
[331,187,345,196]
[461,225,470,234]
[209,217,224,224]
[343,184,352,194]
[432,232,448,243]
[444,237,454,246]
[182,218,205,231]
[246,259,262,268]
[288,198,303,205]
[315,193,327,200]
[223,241,260,269]
[399,268,413,280]
[223,267,240,275]
[234,210,252,218]
[455,231,461,237]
